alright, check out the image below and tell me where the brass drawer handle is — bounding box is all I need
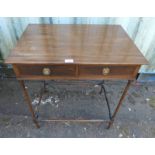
[42,68,51,75]
[102,67,110,75]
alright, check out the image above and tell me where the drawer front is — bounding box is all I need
[13,64,139,80]
[79,65,137,77]
[17,65,76,76]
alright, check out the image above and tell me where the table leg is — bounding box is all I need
[107,80,132,129]
[35,81,47,117]
[19,80,40,128]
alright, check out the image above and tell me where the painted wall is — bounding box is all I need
[0,17,155,73]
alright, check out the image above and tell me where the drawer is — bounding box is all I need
[16,64,76,77]
[79,65,138,77]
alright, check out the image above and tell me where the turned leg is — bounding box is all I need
[107,80,132,129]
[19,80,40,128]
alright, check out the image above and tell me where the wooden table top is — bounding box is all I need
[5,24,148,65]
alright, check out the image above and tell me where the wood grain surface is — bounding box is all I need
[5,24,148,65]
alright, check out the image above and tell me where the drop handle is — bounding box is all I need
[102,67,110,75]
[42,68,51,75]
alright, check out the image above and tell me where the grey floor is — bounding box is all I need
[0,79,155,138]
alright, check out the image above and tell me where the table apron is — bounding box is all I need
[13,64,140,80]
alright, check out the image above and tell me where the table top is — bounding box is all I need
[5,24,148,65]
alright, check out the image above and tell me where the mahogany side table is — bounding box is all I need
[5,24,148,128]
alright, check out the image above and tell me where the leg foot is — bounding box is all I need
[33,119,40,128]
[107,120,114,129]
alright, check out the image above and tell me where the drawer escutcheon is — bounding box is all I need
[102,67,110,75]
[42,67,51,75]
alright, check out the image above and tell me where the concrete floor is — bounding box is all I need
[0,79,155,138]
